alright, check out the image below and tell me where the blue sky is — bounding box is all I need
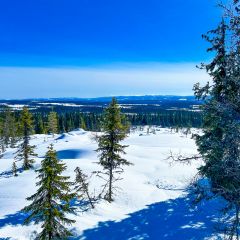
[0,0,222,98]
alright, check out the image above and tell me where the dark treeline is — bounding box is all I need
[0,108,202,136]
[30,110,202,134]
[129,111,202,128]
[34,110,202,134]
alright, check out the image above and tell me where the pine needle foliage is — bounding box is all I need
[96,97,131,202]
[193,1,240,238]
[74,167,95,209]
[80,117,87,131]
[23,144,76,240]
[48,111,58,136]
[15,106,37,170]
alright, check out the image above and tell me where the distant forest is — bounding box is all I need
[31,110,202,133]
[0,99,202,135]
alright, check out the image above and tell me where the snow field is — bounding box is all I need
[0,128,203,239]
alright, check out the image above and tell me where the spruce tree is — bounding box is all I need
[193,1,240,238]
[35,116,46,134]
[15,106,37,170]
[23,144,76,240]
[96,97,131,202]
[74,167,94,209]
[80,116,87,130]
[47,111,58,136]
[2,108,18,148]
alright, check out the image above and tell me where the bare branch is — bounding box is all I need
[166,150,201,166]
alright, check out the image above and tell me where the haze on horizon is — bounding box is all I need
[0,0,221,99]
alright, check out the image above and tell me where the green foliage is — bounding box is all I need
[96,98,131,202]
[80,117,87,130]
[15,107,37,170]
[35,115,46,134]
[74,167,94,209]
[47,111,58,136]
[195,18,240,201]
[194,1,240,238]
[0,107,202,141]
[19,107,35,136]
[23,144,76,240]
[0,108,18,148]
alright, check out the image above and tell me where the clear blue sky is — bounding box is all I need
[0,0,222,98]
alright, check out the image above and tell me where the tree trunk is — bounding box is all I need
[108,163,113,203]
[82,180,95,209]
[107,132,114,203]
[86,189,95,209]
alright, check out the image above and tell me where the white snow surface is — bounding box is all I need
[0,128,221,240]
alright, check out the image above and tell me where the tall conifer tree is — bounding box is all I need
[193,1,240,238]
[80,116,87,130]
[48,111,58,136]
[1,108,18,148]
[23,144,76,240]
[15,106,37,170]
[96,98,131,202]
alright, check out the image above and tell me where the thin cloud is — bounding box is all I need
[0,63,210,99]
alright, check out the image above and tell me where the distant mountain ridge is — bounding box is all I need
[0,95,202,114]
[0,95,198,103]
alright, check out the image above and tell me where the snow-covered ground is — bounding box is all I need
[0,128,223,240]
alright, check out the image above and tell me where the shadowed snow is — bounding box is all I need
[57,149,90,159]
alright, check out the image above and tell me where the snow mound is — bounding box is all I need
[57,129,87,140]
[57,133,69,140]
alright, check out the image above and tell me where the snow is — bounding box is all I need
[118,104,161,109]
[0,104,39,111]
[178,98,187,101]
[0,128,223,239]
[38,102,84,107]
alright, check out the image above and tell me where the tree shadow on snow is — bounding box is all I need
[0,194,226,240]
[70,198,97,213]
[0,198,97,230]
[72,194,225,240]
[0,167,24,179]
[57,149,89,160]
[0,211,28,228]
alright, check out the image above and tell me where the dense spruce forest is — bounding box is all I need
[0,105,202,136]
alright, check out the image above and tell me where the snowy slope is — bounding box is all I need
[0,128,222,240]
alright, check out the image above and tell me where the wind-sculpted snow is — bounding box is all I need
[0,128,223,239]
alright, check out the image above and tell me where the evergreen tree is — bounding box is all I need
[15,107,37,170]
[96,98,131,202]
[35,116,46,134]
[59,114,66,133]
[193,1,240,238]
[1,108,18,148]
[74,167,94,209]
[12,161,18,177]
[47,111,58,136]
[80,116,87,130]
[23,144,76,240]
